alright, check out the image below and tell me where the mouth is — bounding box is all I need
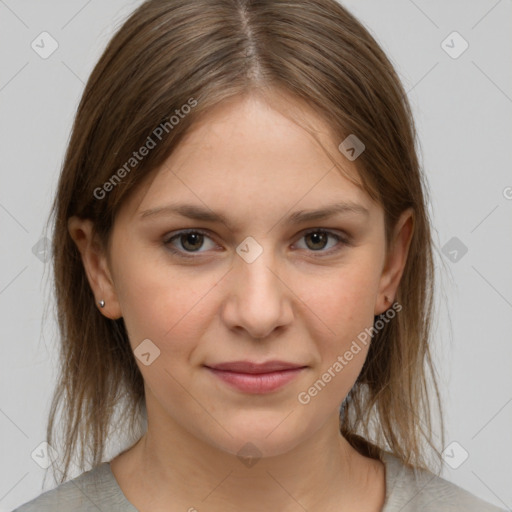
[204,360,308,394]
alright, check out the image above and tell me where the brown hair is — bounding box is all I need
[43,0,445,485]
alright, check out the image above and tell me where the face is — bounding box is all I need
[70,93,412,459]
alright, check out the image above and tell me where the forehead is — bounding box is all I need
[118,94,377,226]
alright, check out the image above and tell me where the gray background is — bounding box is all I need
[1,0,511,510]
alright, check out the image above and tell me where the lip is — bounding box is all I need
[207,360,305,373]
[204,361,307,394]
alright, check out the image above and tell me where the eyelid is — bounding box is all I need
[292,228,352,255]
[163,227,352,258]
[300,227,351,243]
[163,228,220,257]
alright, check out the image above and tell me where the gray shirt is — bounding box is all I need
[12,451,506,511]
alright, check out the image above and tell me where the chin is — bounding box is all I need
[197,414,313,461]
[214,435,304,462]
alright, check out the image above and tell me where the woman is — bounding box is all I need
[13,0,505,510]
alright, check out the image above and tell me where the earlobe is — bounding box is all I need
[67,216,123,320]
[375,208,414,316]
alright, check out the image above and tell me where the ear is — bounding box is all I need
[374,208,414,316]
[67,216,122,320]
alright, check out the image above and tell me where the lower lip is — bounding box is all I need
[206,367,306,394]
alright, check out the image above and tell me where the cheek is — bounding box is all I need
[294,263,382,393]
[298,264,381,339]
[114,254,219,354]
[295,274,379,408]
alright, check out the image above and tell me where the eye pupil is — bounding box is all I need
[181,232,203,251]
[306,232,328,250]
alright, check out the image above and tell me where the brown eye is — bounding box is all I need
[179,232,204,251]
[164,229,217,256]
[295,229,350,255]
[304,231,329,251]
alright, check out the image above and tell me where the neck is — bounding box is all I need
[113,402,384,511]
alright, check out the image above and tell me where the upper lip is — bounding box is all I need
[205,360,307,374]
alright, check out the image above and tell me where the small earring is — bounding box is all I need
[98,300,105,308]
[384,295,391,304]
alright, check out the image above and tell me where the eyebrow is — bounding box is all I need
[138,201,369,230]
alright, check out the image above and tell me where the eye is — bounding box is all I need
[163,228,351,259]
[294,229,350,255]
[164,229,218,257]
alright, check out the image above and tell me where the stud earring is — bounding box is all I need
[98,300,105,308]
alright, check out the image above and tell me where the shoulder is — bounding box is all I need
[12,462,138,512]
[380,451,506,512]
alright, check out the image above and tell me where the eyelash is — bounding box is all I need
[163,228,352,259]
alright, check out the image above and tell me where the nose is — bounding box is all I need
[220,240,294,340]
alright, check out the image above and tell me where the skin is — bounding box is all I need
[68,92,413,512]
